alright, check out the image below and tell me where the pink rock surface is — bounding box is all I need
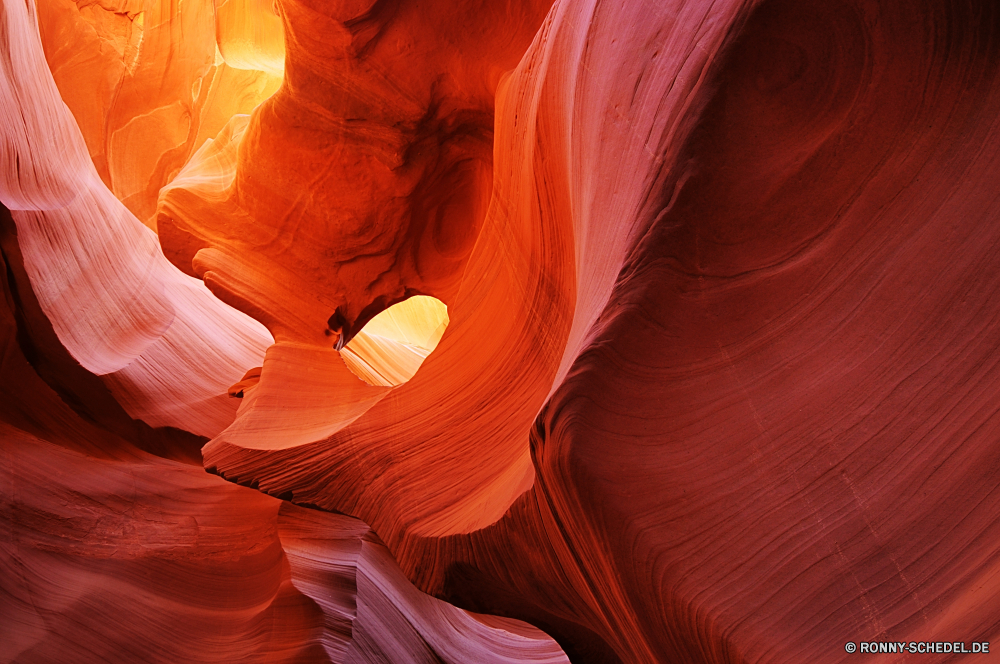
[3,0,1000,661]
[0,221,566,662]
[0,427,565,662]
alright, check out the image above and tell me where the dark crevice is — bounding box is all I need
[0,204,207,463]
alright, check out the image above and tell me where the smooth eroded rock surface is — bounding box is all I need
[3,0,1000,661]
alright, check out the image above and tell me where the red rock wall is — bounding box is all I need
[4,0,1000,661]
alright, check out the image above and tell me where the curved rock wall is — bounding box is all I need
[3,0,1000,661]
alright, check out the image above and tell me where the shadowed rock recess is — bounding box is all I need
[2,0,1000,661]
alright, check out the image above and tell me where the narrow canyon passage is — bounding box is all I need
[2,0,1000,662]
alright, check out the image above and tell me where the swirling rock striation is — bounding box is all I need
[3,0,1000,661]
[0,197,565,663]
[195,0,1000,662]
[0,0,568,660]
[0,427,567,663]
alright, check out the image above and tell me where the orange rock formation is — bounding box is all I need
[3,0,1000,661]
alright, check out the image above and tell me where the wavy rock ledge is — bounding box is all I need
[3,0,1000,661]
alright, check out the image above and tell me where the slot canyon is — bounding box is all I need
[2,0,1000,661]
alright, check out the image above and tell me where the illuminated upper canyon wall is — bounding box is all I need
[2,0,1000,662]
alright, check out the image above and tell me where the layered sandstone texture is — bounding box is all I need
[3,0,1000,661]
